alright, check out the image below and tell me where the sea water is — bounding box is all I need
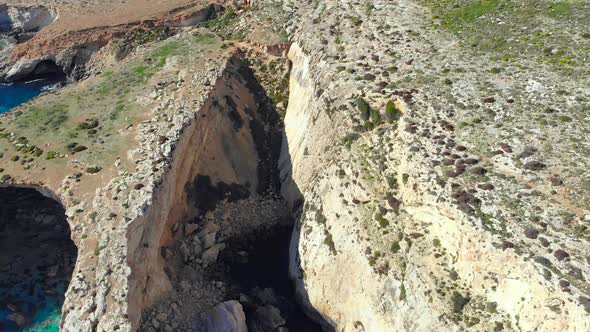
[0,282,64,332]
[0,81,66,331]
[0,79,60,114]
[0,265,67,332]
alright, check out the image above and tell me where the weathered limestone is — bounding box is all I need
[279,0,590,330]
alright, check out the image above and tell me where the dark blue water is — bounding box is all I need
[0,188,75,332]
[0,80,59,114]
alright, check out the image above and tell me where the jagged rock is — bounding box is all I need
[202,232,217,249]
[202,244,225,266]
[249,305,286,332]
[185,223,199,236]
[197,223,221,238]
[4,59,42,81]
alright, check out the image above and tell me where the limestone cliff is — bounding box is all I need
[279,0,590,331]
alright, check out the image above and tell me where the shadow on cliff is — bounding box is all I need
[222,55,333,331]
[279,132,336,332]
[237,55,333,331]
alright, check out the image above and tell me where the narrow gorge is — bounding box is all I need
[1,1,589,332]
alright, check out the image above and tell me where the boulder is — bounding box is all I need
[197,222,220,238]
[189,301,247,332]
[248,305,286,332]
[202,243,225,266]
[185,223,199,236]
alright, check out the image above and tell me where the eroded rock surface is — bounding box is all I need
[278,0,590,331]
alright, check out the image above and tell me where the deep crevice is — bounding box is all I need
[138,55,324,331]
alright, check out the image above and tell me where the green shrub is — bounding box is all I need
[341,133,360,149]
[399,282,407,301]
[357,98,371,121]
[385,100,401,123]
[10,155,19,161]
[78,119,99,130]
[86,166,102,174]
[391,241,401,253]
[324,233,336,254]
[370,108,382,125]
[375,213,390,228]
[46,151,58,159]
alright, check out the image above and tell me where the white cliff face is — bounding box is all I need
[0,5,56,33]
[280,0,590,330]
[283,44,448,331]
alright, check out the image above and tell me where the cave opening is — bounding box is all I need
[27,60,67,82]
[0,187,77,331]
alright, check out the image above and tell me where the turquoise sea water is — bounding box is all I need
[0,81,66,331]
[0,80,58,114]
[0,279,66,331]
[0,308,61,332]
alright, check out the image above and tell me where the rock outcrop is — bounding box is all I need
[0,4,56,33]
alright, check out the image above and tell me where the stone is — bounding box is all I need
[523,161,546,171]
[250,305,286,332]
[202,232,217,249]
[524,228,540,239]
[469,166,487,175]
[202,244,225,266]
[518,146,538,159]
[478,183,494,190]
[197,223,221,238]
[179,242,191,262]
[161,247,174,259]
[189,301,247,332]
[255,288,278,305]
[548,176,563,186]
[499,143,513,153]
[553,249,570,261]
[185,223,199,236]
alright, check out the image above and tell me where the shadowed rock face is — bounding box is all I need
[0,187,77,331]
[0,5,56,33]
